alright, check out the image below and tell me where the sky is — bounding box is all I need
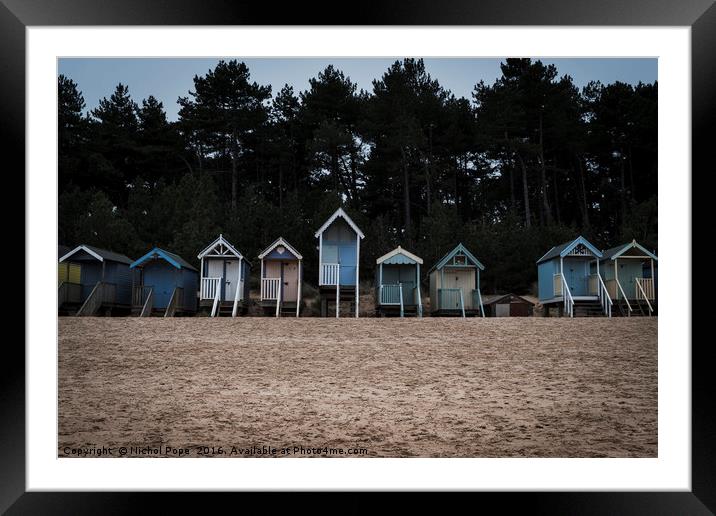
[58,57,657,121]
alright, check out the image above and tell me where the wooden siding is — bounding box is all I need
[537,260,556,301]
[58,262,81,286]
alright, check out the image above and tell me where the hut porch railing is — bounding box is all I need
[165,287,184,317]
[438,288,465,318]
[261,278,282,300]
[472,289,485,318]
[140,288,154,317]
[635,278,656,301]
[58,281,82,306]
[379,284,403,305]
[319,263,340,286]
[596,274,613,317]
[635,279,654,315]
[201,277,222,300]
[76,282,117,316]
[558,273,574,317]
[379,283,404,317]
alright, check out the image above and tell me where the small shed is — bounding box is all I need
[130,247,198,317]
[197,234,251,317]
[599,239,657,316]
[536,235,609,317]
[375,246,423,317]
[58,244,133,316]
[427,243,485,317]
[482,294,534,317]
[315,207,365,317]
[258,237,303,317]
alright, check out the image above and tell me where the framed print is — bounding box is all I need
[4,0,712,512]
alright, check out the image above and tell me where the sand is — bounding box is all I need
[58,317,657,458]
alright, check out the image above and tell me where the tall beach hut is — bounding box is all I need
[427,243,485,317]
[536,235,611,317]
[375,246,423,317]
[197,235,251,317]
[58,244,133,315]
[258,237,303,317]
[130,247,198,317]
[315,207,364,317]
[598,239,657,316]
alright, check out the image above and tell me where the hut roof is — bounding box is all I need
[314,207,365,239]
[376,246,423,265]
[536,235,603,264]
[197,234,245,261]
[481,293,535,306]
[601,239,658,261]
[258,237,303,260]
[130,247,197,271]
[427,243,485,274]
[59,244,133,265]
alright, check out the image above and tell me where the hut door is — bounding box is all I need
[282,262,298,302]
[224,260,239,301]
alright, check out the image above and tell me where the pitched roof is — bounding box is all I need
[59,244,133,265]
[428,243,485,273]
[481,293,535,306]
[376,246,423,265]
[314,207,365,239]
[601,240,658,261]
[536,235,603,264]
[197,234,244,260]
[258,237,303,260]
[130,247,198,271]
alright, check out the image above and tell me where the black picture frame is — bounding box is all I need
[4,0,709,512]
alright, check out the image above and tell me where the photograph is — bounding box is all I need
[56,56,659,459]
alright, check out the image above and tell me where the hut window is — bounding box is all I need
[454,255,467,265]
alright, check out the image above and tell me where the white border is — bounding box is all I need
[27,27,690,491]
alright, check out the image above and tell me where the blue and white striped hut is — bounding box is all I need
[375,246,423,317]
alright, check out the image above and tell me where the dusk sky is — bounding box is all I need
[58,57,657,121]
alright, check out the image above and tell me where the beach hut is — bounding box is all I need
[598,239,657,316]
[375,246,423,317]
[315,207,365,317]
[130,247,198,317]
[197,235,251,317]
[481,294,534,317]
[58,244,133,316]
[427,244,485,317]
[536,236,611,317]
[258,237,303,317]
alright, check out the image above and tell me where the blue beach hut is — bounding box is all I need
[130,247,199,316]
[315,207,365,318]
[375,246,423,317]
[58,244,133,315]
[536,235,611,317]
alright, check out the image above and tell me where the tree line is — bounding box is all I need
[58,58,657,294]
